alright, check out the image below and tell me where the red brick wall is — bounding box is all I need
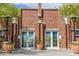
[21,9,66,48]
[22,9,39,28]
[43,10,66,48]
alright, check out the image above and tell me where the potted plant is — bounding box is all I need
[71,41,79,54]
[2,41,14,53]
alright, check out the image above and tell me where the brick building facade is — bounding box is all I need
[19,8,67,49]
[0,4,79,50]
[19,4,79,49]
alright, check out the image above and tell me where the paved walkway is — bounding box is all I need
[0,49,79,56]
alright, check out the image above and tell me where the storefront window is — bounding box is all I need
[46,32,51,47]
[22,31,35,48]
[75,30,79,36]
[0,31,4,36]
[52,32,57,47]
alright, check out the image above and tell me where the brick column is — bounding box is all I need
[35,20,45,49]
[35,23,40,49]
[40,23,45,49]
[5,19,8,41]
[35,3,45,49]
[12,23,18,49]
[17,17,21,48]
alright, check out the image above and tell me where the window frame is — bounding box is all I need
[75,29,79,36]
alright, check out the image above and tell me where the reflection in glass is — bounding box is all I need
[28,32,34,47]
[22,32,28,47]
[46,32,51,47]
[22,32,34,48]
[52,32,57,47]
[45,31,58,48]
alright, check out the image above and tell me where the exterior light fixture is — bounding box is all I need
[71,16,77,22]
[70,16,77,41]
[12,16,17,48]
[3,15,10,41]
[64,17,68,24]
[12,17,16,24]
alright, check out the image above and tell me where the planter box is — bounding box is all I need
[71,41,79,54]
[37,44,43,50]
[2,42,14,53]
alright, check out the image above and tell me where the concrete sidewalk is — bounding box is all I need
[0,49,79,56]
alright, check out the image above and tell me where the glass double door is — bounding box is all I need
[45,31,58,48]
[22,31,35,48]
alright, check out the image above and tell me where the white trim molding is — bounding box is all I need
[21,28,35,31]
[45,28,59,31]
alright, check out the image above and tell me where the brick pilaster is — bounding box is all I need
[35,23,41,49]
[40,23,45,49]
[12,23,18,49]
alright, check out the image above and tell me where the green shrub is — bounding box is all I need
[0,38,5,45]
[2,41,13,45]
[71,41,79,45]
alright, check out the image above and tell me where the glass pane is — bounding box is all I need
[22,32,28,47]
[46,32,51,47]
[52,32,57,47]
[0,31,3,36]
[22,32,34,48]
[28,32,34,47]
[75,31,79,36]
